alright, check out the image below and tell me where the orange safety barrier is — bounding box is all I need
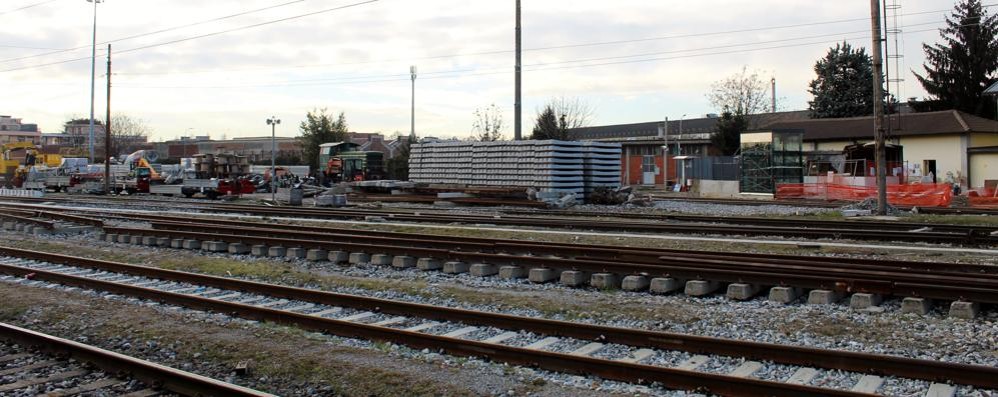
[776,182,953,207]
[968,188,998,208]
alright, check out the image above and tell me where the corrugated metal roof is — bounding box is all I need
[985,81,998,95]
[764,110,998,141]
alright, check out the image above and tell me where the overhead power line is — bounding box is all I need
[113,24,955,90]
[0,0,58,16]
[0,0,380,73]
[0,0,309,64]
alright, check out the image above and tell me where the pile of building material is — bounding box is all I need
[193,153,250,177]
[409,140,621,203]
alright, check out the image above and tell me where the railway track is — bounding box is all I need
[2,197,995,245]
[0,321,273,396]
[0,248,988,396]
[3,205,995,316]
[651,196,998,216]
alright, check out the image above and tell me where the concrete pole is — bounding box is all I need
[870,0,888,215]
[410,66,417,138]
[104,44,111,194]
[514,0,522,140]
[662,117,668,187]
[88,0,99,163]
[268,117,280,203]
[771,77,777,113]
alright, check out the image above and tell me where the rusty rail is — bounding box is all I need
[0,322,274,397]
[2,249,995,393]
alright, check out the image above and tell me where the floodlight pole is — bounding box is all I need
[267,117,281,203]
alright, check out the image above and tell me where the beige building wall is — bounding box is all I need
[970,133,998,148]
[898,135,964,183]
[970,153,998,188]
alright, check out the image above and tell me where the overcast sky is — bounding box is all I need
[0,0,975,141]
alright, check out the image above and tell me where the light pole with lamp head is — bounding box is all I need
[267,117,280,203]
[86,0,102,164]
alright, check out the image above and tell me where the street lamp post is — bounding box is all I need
[677,114,687,155]
[267,117,280,203]
[86,0,103,163]
[410,66,417,137]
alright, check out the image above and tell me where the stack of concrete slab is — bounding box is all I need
[581,141,623,198]
[409,140,621,202]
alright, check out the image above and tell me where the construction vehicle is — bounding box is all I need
[1,142,62,187]
[318,142,384,183]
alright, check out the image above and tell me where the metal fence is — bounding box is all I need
[686,156,739,181]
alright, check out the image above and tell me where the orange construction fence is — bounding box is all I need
[776,182,953,207]
[968,188,998,208]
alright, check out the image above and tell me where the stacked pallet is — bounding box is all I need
[409,140,621,202]
[193,153,250,178]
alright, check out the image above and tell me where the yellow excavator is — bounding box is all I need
[1,142,62,187]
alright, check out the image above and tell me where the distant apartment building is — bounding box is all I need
[0,115,42,144]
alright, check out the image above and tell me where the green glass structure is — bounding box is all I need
[739,130,804,194]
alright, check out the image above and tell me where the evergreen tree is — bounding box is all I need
[808,42,876,118]
[914,0,998,118]
[710,109,748,156]
[529,105,570,140]
[297,109,348,171]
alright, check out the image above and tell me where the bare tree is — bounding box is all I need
[103,114,151,156]
[472,104,506,141]
[706,66,772,116]
[549,96,595,129]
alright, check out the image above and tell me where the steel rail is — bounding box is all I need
[196,204,990,244]
[1,249,995,391]
[139,217,998,277]
[0,322,275,397]
[0,262,861,397]
[0,198,992,244]
[96,226,998,304]
[0,212,54,229]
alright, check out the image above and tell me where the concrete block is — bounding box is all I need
[204,241,229,252]
[442,261,468,274]
[621,275,650,292]
[156,237,172,247]
[268,246,287,258]
[2,222,14,230]
[228,243,251,255]
[142,236,158,246]
[182,239,202,250]
[348,252,370,264]
[499,266,526,279]
[32,227,51,236]
[285,247,305,259]
[949,301,980,320]
[528,268,557,283]
[328,251,349,264]
[901,297,932,315]
[14,224,25,232]
[118,234,131,243]
[104,233,118,243]
[726,283,761,301]
[591,273,620,289]
[130,235,143,245]
[649,278,683,294]
[470,263,498,277]
[391,256,416,269]
[807,290,844,305]
[251,245,269,256]
[849,293,883,310]
[370,254,393,266]
[170,239,185,249]
[768,287,802,304]
[560,271,589,287]
[684,280,720,296]
[418,258,443,271]
[305,249,328,261]
[926,383,957,397]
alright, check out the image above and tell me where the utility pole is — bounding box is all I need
[87,0,102,163]
[662,117,668,188]
[104,44,111,194]
[771,77,777,113]
[514,0,522,140]
[267,117,280,203]
[870,0,888,215]
[410,65,417,138]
